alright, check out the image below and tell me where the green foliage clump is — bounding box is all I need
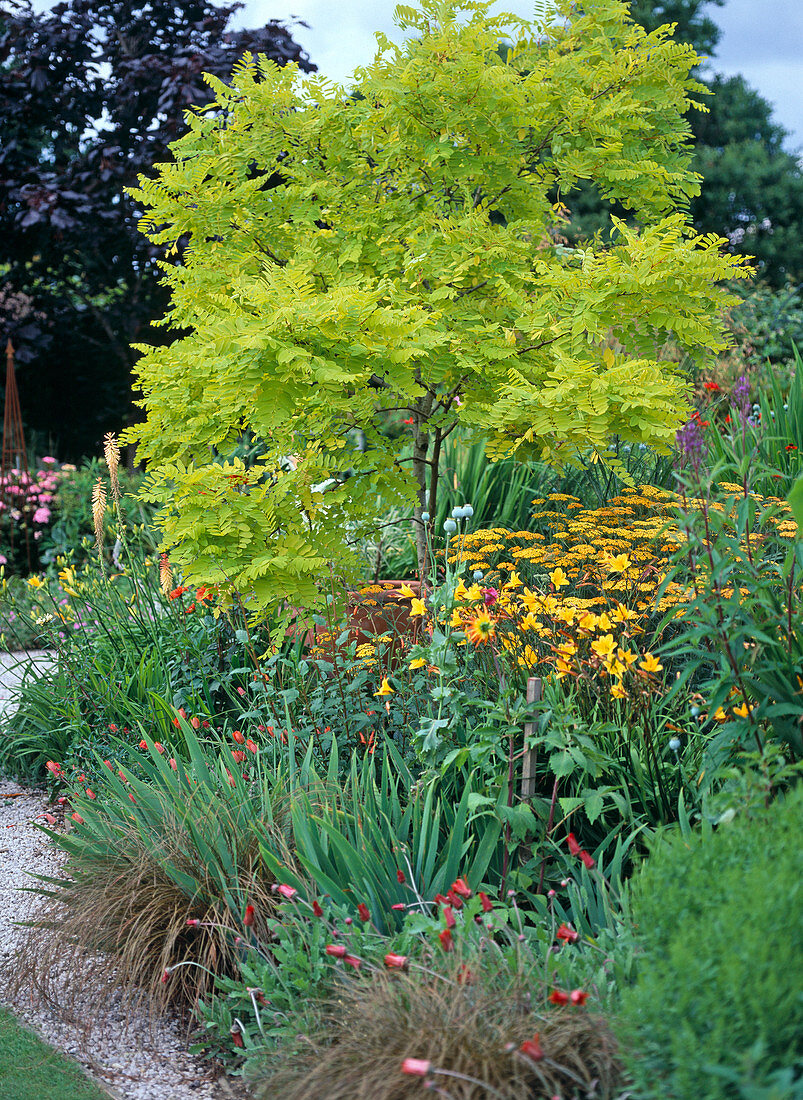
[618,785,803,1099]
[127,0,747,611]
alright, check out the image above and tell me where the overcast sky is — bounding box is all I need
[232,0,803,153]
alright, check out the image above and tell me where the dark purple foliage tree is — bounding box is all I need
[0,0,315,458]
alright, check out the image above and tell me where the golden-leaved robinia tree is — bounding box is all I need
[126,0,749,611]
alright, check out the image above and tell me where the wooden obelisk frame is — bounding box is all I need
[1,339,32,571]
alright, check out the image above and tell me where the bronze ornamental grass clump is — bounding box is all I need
[254,963,622,1100]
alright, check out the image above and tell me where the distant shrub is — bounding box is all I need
[617,785,803,1099]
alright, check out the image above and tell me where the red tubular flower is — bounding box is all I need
[401,1058,431,1077]
[446,889,464,909]
[344,954,362,970]
[232,730,245,744]
[243,904,255,927]
[104,760,113,770]
[45,761,62,777]
[570,989,589,1005]
[450,877,472,898]
[438,928,453,951]
[187,919,200,928]
[358,902,370,922]
[43,813,57,825]
[86,789,96,800]
[232,750,246,763]
[396,869,406,884]
[169,758,178,771]
[580,849,596,870]
[161,969,171,984]
[230,1028,244,1049]
[154,742,164,754]
[549,989,570,1005]
[384,953,409,970]
[138,739,147,750]
[275,883,297,901]
[326,944,347,958]
[443,905,456,930]
[312,900,324,918]
[190,716,200,729]
[556,923,579,944]
[566,832,582,856]
[245,738,258,754]
[391,903,406,911]
[478,891,493,913]
[433,893,449,906]
[519,1034,544,1062]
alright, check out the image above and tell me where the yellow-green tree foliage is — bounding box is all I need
[127,0,748,611]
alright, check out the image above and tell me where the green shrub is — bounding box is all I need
[617,785,803,1099]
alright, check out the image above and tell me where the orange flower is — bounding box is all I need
[465,607,495,645]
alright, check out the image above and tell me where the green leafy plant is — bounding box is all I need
[126,0,747,610]
[617,783,803,1099]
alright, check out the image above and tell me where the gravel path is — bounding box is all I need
[0,651,252,1100]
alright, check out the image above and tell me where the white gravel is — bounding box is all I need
[0,650,252,1100]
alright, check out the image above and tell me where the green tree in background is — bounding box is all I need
[569,0,803,287]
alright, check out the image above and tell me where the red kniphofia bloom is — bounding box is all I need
[232,729,245,744]
[439,927,453,951]
[344,954,361,970]
[358,903,370,922]
[443,905,456,930]
[312,899,324,918]
[567,832,582,856]
[549,989,570,1005]
[326,944,347,958]
[580,849,596,870]
[401,1058,431,1077]
[396,869,405,884]
[519,1033,544,1062]
[450,877,471,898]
[104,760,113,770]
[556,923,579,944]
[275,883,297,901]
[570,989,589,1005]
[478,891,493,913]
[243,904,255,927]
[384,953,409,970]
[86,789,96,800]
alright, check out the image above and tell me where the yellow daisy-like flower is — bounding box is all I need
[639,652,663,674]
[549,567,569,589]
[465,608,496,646]
[409,658,426,670]
[373,678,395,697]
[409,597,427,617]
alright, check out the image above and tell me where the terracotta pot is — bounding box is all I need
[287,580,425,666]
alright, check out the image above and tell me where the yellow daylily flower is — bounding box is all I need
[409,597,427,617]
[591,633,616,660]
[549,567,569,589]
[610,682,628,700]
[605,553,631,573]
[639,652,663,674]
[454,579,469,601]
[732,701,754,718]
[409,658,426,670]
[504,570,524,589]
[449,609,463,628]
[596,612,612,632]
[399,583,417,599]
[374,678,395,697]
[26,575,45,589]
